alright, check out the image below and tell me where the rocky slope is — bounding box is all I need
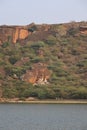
[0,21,87,99]
[1,22,87,45]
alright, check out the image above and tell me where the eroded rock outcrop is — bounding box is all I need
[21,63,51,85]
[1,22,87,45]
[0,23,51,44]
[0,25,29,44]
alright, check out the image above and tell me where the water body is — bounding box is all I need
[0,103,87,130]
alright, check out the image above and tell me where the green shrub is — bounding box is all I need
[9,56,19,64]
[1,42,9,48]
[67,27,79,36]
[28,25,37,32]
[46,35,57,45]
[30,41,45,49]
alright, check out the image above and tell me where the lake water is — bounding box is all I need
[0,104,87,130]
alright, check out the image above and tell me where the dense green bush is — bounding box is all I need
[28,25,37,32]
[30,41,45,49]
[45,35,57,45]
[9,56,19,64]
[1,42,9,48]
[67,27,79,36]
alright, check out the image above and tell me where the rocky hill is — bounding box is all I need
[0,21,87,99]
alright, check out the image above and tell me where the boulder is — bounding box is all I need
[21,63,51,85]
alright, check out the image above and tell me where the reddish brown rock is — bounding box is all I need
[0,23,51,44]
[21,63,51,85]
[0,25,29,44]
[13,27,29,43]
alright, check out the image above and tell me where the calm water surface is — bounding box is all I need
[0,103,87,130]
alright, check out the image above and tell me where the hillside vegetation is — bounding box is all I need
[0,21,87,100]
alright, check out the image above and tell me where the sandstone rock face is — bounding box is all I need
[0,24,51,44]
[13,28,29,43]
[21,63,51,85]
[1,23,87,45]
[0,26,29,44]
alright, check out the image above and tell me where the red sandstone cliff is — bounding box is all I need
[0,25,29,44]
[0,22,87,45]
[0,24,51,44]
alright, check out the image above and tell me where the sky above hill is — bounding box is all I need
[0,0,87,25]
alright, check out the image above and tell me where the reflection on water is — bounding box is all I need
[0,104,87,130]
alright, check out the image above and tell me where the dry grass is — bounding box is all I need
[1,99,87,104]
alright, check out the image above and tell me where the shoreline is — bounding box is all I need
[0,98,87,104]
